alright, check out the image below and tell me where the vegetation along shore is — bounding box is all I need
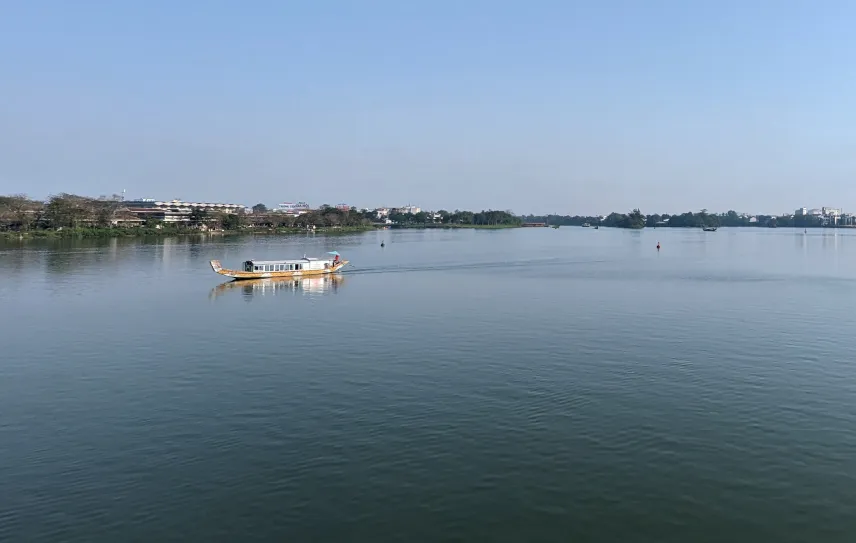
[3,193,851,240]
[0,193,522,239]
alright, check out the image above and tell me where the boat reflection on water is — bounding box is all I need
[210,274,345,301]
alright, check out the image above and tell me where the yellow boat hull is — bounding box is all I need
[210,260,349,280]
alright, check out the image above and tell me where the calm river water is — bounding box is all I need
[1,227,855,542]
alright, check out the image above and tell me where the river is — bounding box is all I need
[1,227,855,542]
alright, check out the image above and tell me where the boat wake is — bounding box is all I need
[344,256,608,276]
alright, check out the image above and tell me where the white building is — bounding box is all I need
[795,207,807,216]
[278,202,311,216]
[125,199,248,223]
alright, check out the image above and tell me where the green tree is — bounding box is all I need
[412,211,429,224]
[0,194,42,231]
[252,203,267,214]
[44,193,93,228]
[220,213,245,230]
[189,208,209,227]
[623,209,646,229]
[451,210,474,224]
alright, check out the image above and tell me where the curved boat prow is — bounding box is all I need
[210,260,224,274]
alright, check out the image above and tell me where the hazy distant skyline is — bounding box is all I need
[3,1,856,215]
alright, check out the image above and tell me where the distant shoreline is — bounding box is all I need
[8,222,856,241]
[0,223,520,240]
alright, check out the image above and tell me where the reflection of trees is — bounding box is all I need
[0,247,32,277]
[43,239,111,275]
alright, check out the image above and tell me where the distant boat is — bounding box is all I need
[702,226,717,232]
[552,225,560,229]
[582,223,591,227]
[594,225,599,229]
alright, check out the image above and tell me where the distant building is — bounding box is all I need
[125,199,248,223]
[808,208,823,216]
[396,205,421,214]
[278,202,311,216]
[110,209,145,227]
[375,207,391,219]
[822,207,841,217]
[335,203,351,211]
[795,207,807,216]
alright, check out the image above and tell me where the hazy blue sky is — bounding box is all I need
[2,1,855,214]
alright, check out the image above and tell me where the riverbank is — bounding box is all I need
[0,223,521,240]
[0,226,374,240]
[389,223,519,230]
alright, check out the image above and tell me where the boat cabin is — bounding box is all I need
[242,257,333,273]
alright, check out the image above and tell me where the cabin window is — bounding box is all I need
[277,265,284,271]
[254,266,260,271]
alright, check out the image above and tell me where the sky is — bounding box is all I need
[2,0,856,215]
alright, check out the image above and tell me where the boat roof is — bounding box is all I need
[246,257,330,264]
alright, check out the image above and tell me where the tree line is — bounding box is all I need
[0,195,378,232]
[0,193,140,231]
[1,194,522,233]
[7,194,834,234]
[389,209,521,226]
[522,209,647,229]
[523,209,838,229]
[246,205,519,228]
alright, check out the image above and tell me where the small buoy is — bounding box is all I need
[380,241,385,247]
[656,242,661,250]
